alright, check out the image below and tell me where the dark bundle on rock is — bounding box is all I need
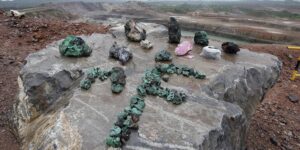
[155,50,172,62]
[194,31,209,46]
[222,42,240,54]
[124,20,146,42]
[110,67,126,93]
[109,42,133,65]
[59,35,92,57]
[168,17,181,44]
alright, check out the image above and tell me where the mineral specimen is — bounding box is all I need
[106,63,206,148]
[201,46,221,59]
[168,17,181,44]
[110,67,126,93]
[80,79,92,90]
[106,126,122,148]
[140,40,153,49]
[222,42,240,54]
[175,41,193,56]
[109,42,133,65]
[124,20,146,42]
[194,31,209,46]
[155,50,172,62]
[59,35,92,57]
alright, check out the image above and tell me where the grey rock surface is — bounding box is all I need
[14,23,281,150]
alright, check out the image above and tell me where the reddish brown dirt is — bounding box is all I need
[241,44,300,150]
[0,12,108,150]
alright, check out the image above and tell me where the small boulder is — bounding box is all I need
[287,94,299,103]
[109,42,133,65]
[59,35,92,57]
[168,17,181,44]
[140,40,153,49]
[222,42,240,54]
[200,46,221,59]
[110,67,126,94]
[194,31,209,46]
[175,41,193,56]
[155,50,172,62]
[124,20,146,42]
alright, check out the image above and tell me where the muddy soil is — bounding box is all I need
[0,12,108,150]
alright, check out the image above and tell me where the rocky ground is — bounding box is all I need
[0,12,108,150]
[0,10,299,149]
[242,44,300,150]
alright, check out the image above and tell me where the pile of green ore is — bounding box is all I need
[80,67,126,94]
[194,31,209,47]
[59,35,92,57]
[106,63,206,148]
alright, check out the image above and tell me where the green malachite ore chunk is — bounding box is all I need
[155,50,172,62]
[106,63,206,148]
[137,85,146,97]
[109,126,122,137]
[80,79,92,90]
[131,107,142,116]
[111,83,124,93]
[86,68,100,82]
[59,35,92,57]
[110,67,126,93]
[194,71,206,79]
[123,116,133,128]
[99,70,111,81]
[106,136,122,148]
[194,31,209,47]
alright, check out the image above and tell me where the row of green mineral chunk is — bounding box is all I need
[106,63,206,148]
[80,67,126,94]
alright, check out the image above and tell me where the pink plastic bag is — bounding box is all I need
[175,41,193,56]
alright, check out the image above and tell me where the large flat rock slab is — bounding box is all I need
[14,24,281,150]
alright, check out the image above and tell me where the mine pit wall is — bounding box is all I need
[138,18,296,44]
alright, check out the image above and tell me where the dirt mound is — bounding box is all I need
[0,12,108,150]
[241,44,300,150]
